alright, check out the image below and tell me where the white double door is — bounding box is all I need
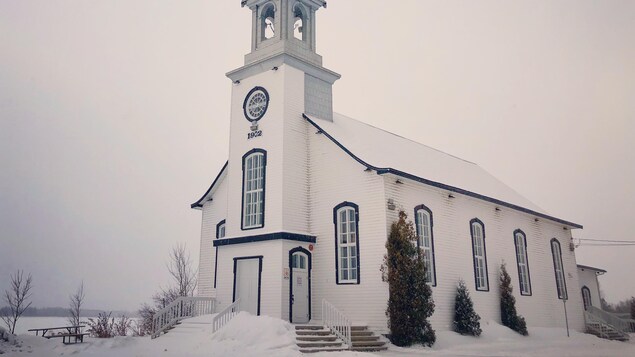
[234,257,261,316]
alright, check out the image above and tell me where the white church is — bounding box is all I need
[192,0,588,335]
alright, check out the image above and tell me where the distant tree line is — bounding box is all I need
[0,306,137,318]
[601,296,635,315]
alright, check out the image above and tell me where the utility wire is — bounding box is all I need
[577,238,635,243]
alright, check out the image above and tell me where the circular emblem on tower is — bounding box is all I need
[243,86,269,123]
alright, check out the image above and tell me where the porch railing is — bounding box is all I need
[212,299,240,333]
[151,296,216,339]
[322,299,352,349]
[587,306,630,335]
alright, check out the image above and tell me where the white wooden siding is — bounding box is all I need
[384,175,585,332]
[577,267,602,309]
[308,118,389,329]
[197,177,229,297]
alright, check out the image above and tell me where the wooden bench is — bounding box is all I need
[28,325,88,344]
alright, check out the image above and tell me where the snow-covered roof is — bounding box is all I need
[191,161,228,209]
[304,113,582,229]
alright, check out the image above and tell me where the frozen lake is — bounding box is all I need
[10,316,139,335]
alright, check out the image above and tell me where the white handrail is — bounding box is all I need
[151,296,216,339]
[587,306,629,335]
[212,299,240,333]
[322,299,352,349]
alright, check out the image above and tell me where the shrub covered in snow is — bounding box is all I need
[453,279,482,336]
[499,263,528,336]
[87,312,115,338]
[631,297,635,320]
[382,211,436,347]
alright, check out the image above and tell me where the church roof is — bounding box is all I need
[304,113,582,229]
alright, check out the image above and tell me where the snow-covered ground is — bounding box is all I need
[1,313,634,357]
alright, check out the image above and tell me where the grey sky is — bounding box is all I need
[1,0,633,311]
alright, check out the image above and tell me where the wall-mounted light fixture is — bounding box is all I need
[233,80,241,85]
[448,194,455,199]
[396,179,403,185]
[272,66,279,71]
[387,198,396,211]
[535,218,539,222]
[495,207,501,212]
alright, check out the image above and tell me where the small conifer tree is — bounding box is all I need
[381,211,436,346]
[499,262,528,336]
[453,279,482,336]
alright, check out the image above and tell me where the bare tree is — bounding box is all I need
[113,315,132,336]
[1,271,34,334]
[166,243,197,297]
[68,282,85,326]
[134,304,156,336]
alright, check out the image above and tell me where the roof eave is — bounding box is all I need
[190,161,229,210]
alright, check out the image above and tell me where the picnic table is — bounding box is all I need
[28,325,89,344]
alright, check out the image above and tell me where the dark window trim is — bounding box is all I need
[243,86,270,123]
[288,247,312,323]
[513,229,533,296]
[214,232,316,247]
[241,148,267,231]
[550,238,568,300]
[232,255,263,316]
[581,286,592,310]
[470,218,489,292]
[302,113,582,229]
[213,219,226,289]
[333,201,361,285]
[414,204,437,287]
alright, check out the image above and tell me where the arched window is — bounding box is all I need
[550,238,568,299]
[261,3,276,40]
[242,149,267,230]
[513,230,532,295]
[214,219,226,289]
[334,202,360,284]
[581,286,592,310]
[470,219,489,291]
[293,3,306,41]
[415,205,436,286]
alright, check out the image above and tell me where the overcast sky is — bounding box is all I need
[1,0,634,311]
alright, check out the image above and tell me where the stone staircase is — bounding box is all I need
[295,325,388,353]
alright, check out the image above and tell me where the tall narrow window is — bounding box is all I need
[415,205,436,286]
[242,149,266,230]
[261,4,276,40]
[513,230,532,295]
[470,219,489,291]
[581,286,592,310]
[293,3,306,41]
[214,220,226,289]
[334,202,360,284]
[551,238,568,299]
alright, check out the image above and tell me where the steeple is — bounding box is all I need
[240,0,326,66]
[228,0,340,121]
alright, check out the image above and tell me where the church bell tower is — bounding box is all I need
[228,0,340,121]
[223,0,339,240]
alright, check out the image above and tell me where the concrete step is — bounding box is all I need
[351,345,389,352]
[299,347,348,353]
[296,335,338,342]
[352,340,386,347]
[296,329,332,336]
[351,325,368,331]
[351,335,380,342]
[297,341,343,348]
[295,325,324,330]
[351,330,374,336]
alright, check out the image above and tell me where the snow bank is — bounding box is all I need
[211,312,300,356]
